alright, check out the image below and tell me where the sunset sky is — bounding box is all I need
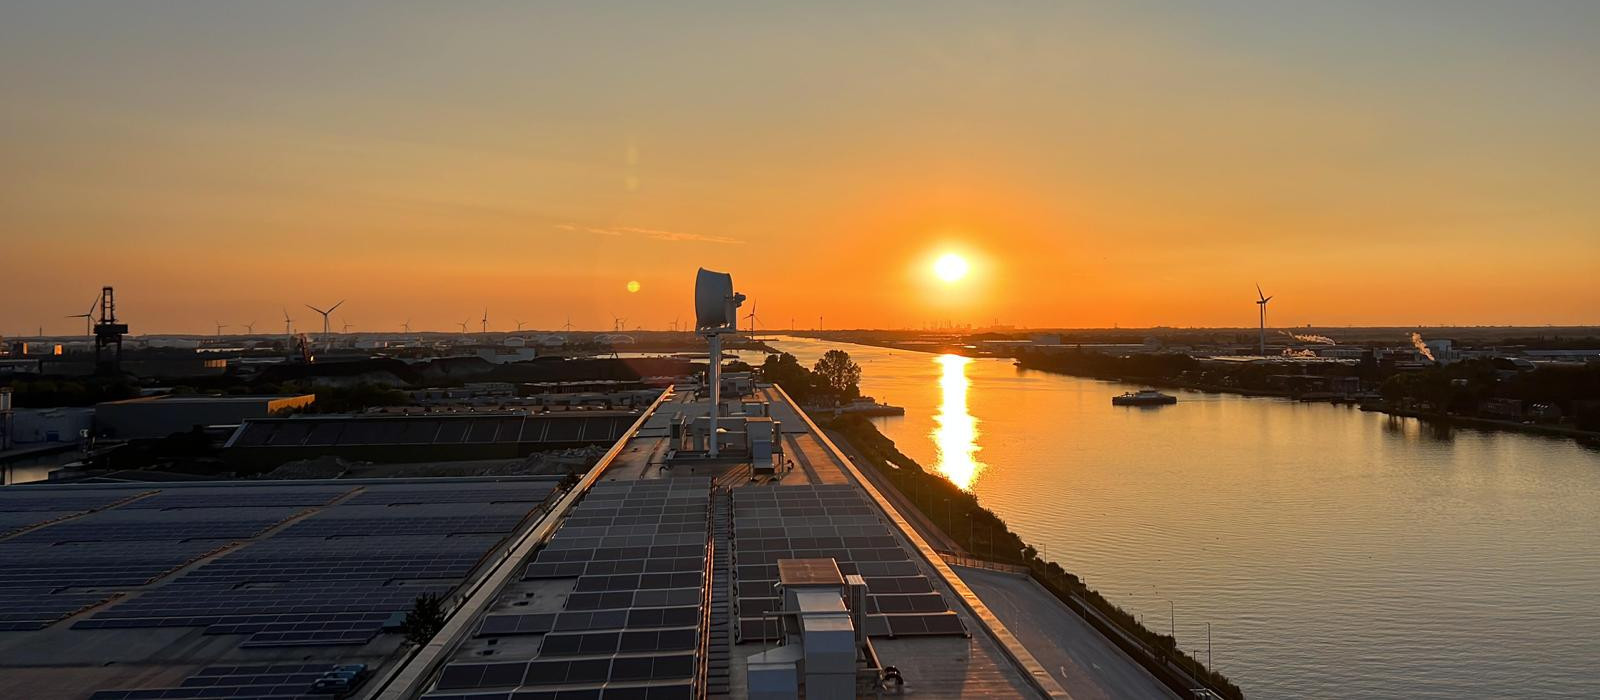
[3,2,1597,335]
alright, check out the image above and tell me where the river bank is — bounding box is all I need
[822,414,1244,699]
[828,336,1600,444]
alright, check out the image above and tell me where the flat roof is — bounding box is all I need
[98,394,315,405]
[401,384,1081,699]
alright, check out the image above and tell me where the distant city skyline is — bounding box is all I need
[4,2,1597,334]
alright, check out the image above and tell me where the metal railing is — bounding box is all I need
[935,550,1031,575]
[693,496,716,699]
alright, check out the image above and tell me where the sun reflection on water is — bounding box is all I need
[933,354,984,490]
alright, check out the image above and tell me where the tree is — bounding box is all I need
[760,352,822,404]
[813,350,862,402]
[402,592,447,646]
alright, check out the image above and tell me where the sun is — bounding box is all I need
[626,280,641,293]
[933,253,969,283]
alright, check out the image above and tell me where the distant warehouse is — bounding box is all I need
[222,412,641,467]
[95,394,316,439]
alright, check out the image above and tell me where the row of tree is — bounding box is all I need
[758,350,861,406]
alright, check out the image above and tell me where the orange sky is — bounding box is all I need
[2,3,1597,335]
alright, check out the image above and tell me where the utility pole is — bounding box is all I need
[1207,622,1212,668]
[1169,600,1175,637]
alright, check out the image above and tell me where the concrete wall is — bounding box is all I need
[11,408,94,444]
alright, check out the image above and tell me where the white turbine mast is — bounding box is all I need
[305,300,344,349]
[1255,284,1273,357]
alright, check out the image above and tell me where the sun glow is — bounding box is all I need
[932,354,984,490]
[933,253,969,282]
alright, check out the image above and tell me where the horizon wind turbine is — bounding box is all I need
[67,297,96,336]
[305,300,344,348]
[214,321,228,337]
[1256,284,1273,356]
[401,319,412,333]
[742,301,760,338]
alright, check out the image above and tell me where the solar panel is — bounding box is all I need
[727,484,966,643]
[447,479,710,697]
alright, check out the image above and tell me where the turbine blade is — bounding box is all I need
[328,300,345,313]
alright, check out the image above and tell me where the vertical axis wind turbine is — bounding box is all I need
[305,300,344,349]
[1255,284,1273,356]
[695,268,745,459]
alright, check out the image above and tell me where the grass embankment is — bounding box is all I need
[824,414,1244,700]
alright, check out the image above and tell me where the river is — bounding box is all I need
[764,336,1600,699]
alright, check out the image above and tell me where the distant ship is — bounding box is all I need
[1112,389,1177,406]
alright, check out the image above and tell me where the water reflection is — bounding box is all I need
[932,354,985,490]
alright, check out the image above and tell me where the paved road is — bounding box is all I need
[955,566,1179,700]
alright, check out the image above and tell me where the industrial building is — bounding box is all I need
[95,394,317,440]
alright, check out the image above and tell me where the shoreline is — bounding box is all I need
[821,414,1244,699]
[816,337,1600,445]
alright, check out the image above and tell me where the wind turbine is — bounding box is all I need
[66,297,96,336]
[742,301,760,337]
[480,308,489,335]
[214,321,228,337]
[401,319,412,333]
[282,308,295,360]
[562,316,574,333]
[516,320,527,332]
[341,320,353,333]
[243,321,256,335]
[457,320,469,334]
[305,300,344,347]
[1255,284,1273,356]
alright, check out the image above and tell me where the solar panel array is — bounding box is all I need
[88,663,339,699]
[229,414,636,448]
[427,478,713,699]
[0,488,147,536]
[77,483,557,651]
[0,497,294,631]
[730,484,967,642]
